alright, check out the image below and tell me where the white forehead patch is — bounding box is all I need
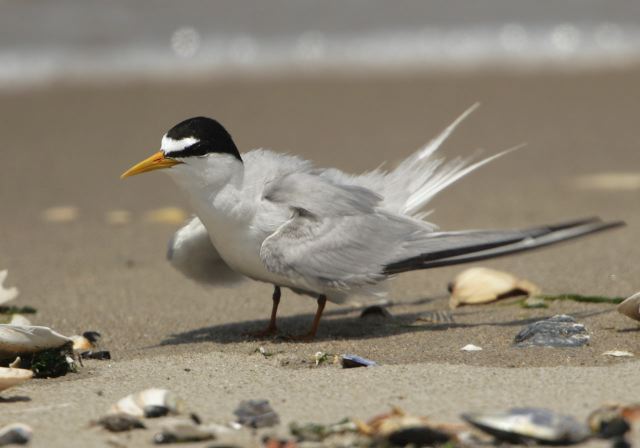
[161,135,200,154]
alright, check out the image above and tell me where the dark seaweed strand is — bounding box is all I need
[539,294,625,304]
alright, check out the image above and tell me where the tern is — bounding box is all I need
[121,105,623,340]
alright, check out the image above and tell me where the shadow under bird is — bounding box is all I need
[121,105,623,340]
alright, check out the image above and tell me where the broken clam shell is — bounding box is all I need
[0,271,19,306]
[0,325,71,357]
[449,267,540,309]
[0,367,33,393]
[111,388,182,418]
[95,414,146,432]
[0,423,32,446]
[462,408,590,445]
[617,292,640,322]
[514,315,589,348]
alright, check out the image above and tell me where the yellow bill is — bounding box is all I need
[121,151,182,178]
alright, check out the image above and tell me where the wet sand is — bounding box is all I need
[1,68,639,446]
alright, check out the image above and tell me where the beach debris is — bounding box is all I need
[81,350,111,360]
[461,344,482,352]
[0,324,72,356]
[340,354,377,368]
[603,350,634,358]
[617,292,640,322]
[95,414,146,432]
[153,416,221,444]
[144,207,187,225]
[255,346,274,358]
[414,310,455,325]
[449,267,540,309]
[0,423,32,446]
[572,172,640,191]
[0,367,33,393]
[105,210,131,225]
[359,305,392,320]
[111,388,183,418]
[262,437,299,448]
[314,351,330,366]
[587,404,636,439]
[8,315,31,326]
[514,315,589,348]
[9,357,21,368]
[290,419,357,442]
[462,408,591,445]
[234,399,280,428]
[356,407,459,446]
[42,205,78,223]
[0,271,19,306]
[29,346,77,378]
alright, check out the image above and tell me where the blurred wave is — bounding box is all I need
[2,0,640,89]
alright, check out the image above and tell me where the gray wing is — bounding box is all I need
[259,173,433,292]
[167,216,245,286]
[259,174,625,292]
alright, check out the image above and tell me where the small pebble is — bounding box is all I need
[234,400,280,428]
[96,414,145,432]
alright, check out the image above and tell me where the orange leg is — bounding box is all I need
[290,295,327,341]
[247,286,281,338]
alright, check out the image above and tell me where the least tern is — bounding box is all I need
[122,105,623,340]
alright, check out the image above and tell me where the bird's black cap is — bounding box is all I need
[165,117,242,161]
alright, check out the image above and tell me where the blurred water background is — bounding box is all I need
[1,0,640,90]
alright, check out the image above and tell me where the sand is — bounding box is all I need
[0,67,639,446]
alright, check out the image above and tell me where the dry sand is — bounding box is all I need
[0,67,639,446]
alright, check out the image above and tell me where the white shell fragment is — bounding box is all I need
[0,270,19,305]
[0,325,72,356]
[461,344,483,352]
[617,292,640,322]
[9,315,31,326]
[111,388,182,418]
[462,408,590,445]
[449,267,540,309]
[602,350,634,358]
[0,367,33,393]
[0,423,32,446]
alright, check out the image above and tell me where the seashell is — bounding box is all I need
[449,267,540,309]
[0,271,19,305]
[234,399,280,428]
[111,388,182,418]
[9,315,31,326]
[587,404,632,439]
[461,344,482,352]
[144,207,187,225]
[0,423,32,446]
[341,354,377,368]
[356,407,459,445]
[602,350,634,358]
[0,325,72,357]
[462,408,590,445]
[0,367,33,393]
[617,292,640,322]
[153,417,221,444]
[514,315,589,348]
[71,335,93,351]
[41,206,78,223]
[414,310,455,325]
